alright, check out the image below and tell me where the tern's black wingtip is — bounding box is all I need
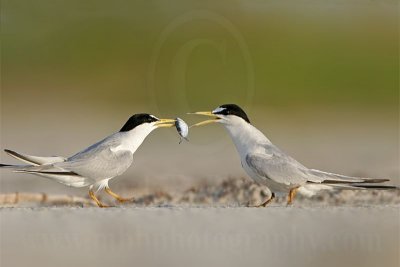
[353,184,399,190]
[0,163,12,167]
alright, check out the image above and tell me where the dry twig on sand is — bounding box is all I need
[0,193,95,207]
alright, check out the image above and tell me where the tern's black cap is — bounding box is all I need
[213,104,250,123]
[120,114,158,132]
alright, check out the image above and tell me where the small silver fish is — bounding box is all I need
[175,118,189,144]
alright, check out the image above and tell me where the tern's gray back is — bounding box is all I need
[55,134,133,180]
[261,143,306,166]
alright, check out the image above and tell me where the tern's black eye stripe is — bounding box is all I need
[120,114,158,132]
[214,104,251,123]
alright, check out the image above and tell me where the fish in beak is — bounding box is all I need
[189,111,221,127]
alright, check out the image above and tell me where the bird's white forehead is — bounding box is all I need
[212,107,226,114]
[150,115,159,120]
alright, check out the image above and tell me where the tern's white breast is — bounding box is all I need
[222,119,291,194]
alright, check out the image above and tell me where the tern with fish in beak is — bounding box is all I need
[0,114,176,207]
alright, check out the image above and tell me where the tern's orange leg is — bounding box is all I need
[105,187,135,203]
[287,187,299,205]
[89,190,109,208]
[256,192,275,207]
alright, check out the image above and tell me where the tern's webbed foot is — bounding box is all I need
[105,187,135,203]
[98,203,112,208]
[116,196,135,203]
[89,190,109,208]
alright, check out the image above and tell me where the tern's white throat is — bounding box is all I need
[220,116,271,156]
[117,123,157,154]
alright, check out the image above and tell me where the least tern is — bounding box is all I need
[191,104,396,206]
[0,114,176,207]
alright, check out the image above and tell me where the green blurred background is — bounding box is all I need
[2,0,398,109]
[0,0,398,194]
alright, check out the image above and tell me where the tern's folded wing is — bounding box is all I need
[56,148,133,180]
[245,153,309,186]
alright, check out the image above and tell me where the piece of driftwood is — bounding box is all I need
[0,193,95,206]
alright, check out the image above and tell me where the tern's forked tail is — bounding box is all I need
[1,149,66,170]
[3,149,66,166]
[299,169,397,197]
[305,169,398,192]
[1,149,92,188]
[308,169,391,184]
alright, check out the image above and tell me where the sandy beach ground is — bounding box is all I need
[1,205,399,267]
[0,179,399,267]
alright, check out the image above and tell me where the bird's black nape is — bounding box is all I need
[213,104,251,123]
[120,114,158,132]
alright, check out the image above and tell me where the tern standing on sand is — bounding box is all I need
[191,104,396,206]
[0,114,176,207]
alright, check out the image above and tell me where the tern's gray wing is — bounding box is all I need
[245,152,309,186]
[55,136,133,180]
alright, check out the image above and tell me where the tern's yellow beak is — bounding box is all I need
[155,119,176,128]
[189,111,221,127]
